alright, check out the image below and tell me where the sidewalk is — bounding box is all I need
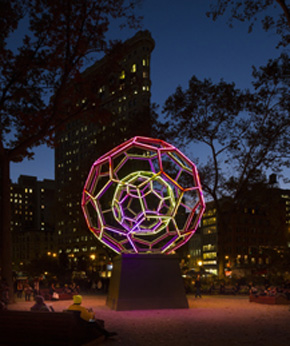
[7,294,290,346]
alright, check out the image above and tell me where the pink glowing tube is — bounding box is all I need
[81,136,205,254]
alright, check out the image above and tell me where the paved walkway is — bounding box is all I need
[7,294,290,346]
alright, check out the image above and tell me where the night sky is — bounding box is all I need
[10,1,289,187]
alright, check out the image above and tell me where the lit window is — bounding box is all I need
[203,217,216,226]
[203,252,217,259]
[203,260,217,265]
[131,64,137,73]
[119,70,125,79]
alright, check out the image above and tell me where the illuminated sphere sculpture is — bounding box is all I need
[81,136,205,254]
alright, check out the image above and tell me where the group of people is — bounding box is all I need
[16,278,40,301]
[49,281,80,295]
[30,294,117,339]
[249,283,290,300]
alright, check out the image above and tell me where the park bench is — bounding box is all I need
[249,294,289,305]
[0,310,104,345]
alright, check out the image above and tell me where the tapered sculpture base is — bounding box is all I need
[106,254,188,311]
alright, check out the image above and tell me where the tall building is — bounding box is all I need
[10,175,56,268]
[55,31,155,271]
[188,185,290,278]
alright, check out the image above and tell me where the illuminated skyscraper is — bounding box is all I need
[55,31,155,270]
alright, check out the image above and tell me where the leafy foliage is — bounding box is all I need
[0,0,142,301]
[159,53,290,204]
[0,0,142,162]
[207,0,290,48]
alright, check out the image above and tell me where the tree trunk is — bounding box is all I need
[0,154,14,303]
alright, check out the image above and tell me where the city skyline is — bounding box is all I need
[10,1,289,188]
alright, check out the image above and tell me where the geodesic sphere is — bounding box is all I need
[81,136,205,254]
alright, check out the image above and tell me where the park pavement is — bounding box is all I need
[7,293,290,346]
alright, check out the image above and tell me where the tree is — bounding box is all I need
[207,0,290,48]
[158,53,289,274]
[0,0,142,301]
[160,55,289,201]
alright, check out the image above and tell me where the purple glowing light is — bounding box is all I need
[81,136,205,254]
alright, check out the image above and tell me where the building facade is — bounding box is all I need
[188,186,290,278]
[11,175,56,269]
[54,31,155,272]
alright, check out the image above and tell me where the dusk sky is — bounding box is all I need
[10,1,289,187]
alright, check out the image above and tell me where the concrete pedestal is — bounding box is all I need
[106,254,188,311]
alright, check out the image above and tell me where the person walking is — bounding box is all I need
[16,280,23,299]
[24,282,33,301]
[195,275,202,298]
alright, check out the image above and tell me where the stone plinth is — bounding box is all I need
[106,254,188,311]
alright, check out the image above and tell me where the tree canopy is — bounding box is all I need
[156,1,290,205]
[160,54,289,202]
[0,0,142,301]
[207,0,290,48]
[0,0,142,163]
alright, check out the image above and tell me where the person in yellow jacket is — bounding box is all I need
[68,295,117,338]
[68,295,94,321]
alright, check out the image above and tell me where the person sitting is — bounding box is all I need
[67,295,117,339]
[30,295,52,312]
[62,284,70,293]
